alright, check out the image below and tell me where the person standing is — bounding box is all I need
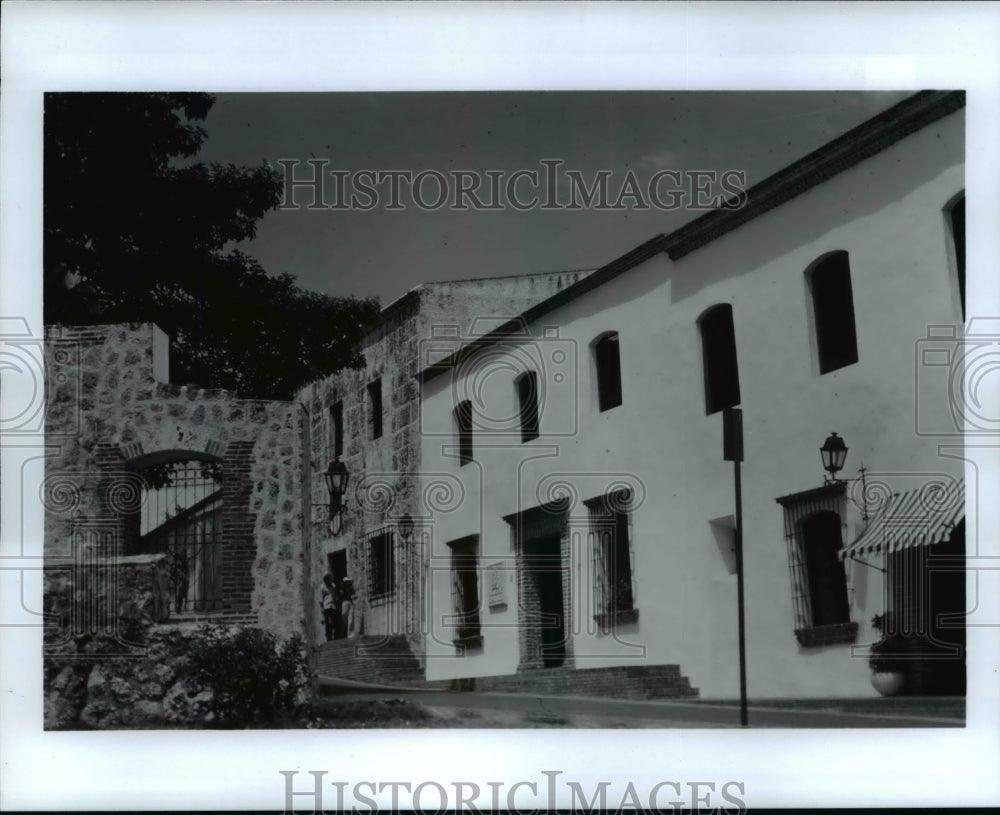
[340,577,357,639]
[320,573,337,641]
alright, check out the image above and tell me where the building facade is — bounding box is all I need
[417,90,967,698]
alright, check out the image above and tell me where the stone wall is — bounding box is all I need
[42,554,214,728]
[298,296,424,653]
[45,624,216,729]
[44,323,307,641]
[42,555,311,729]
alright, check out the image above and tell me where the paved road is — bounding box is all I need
[320,687,963,728]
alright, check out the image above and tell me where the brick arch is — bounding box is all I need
[125,448,223,472]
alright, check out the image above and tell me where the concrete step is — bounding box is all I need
[317,638,699,701]
[317,635,423,686]
[423,664,699,700]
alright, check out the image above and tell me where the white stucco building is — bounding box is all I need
[416,90,967,699]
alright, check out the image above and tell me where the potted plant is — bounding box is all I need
[868,613,907,697]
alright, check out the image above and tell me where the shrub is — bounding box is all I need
[185,626,308,727]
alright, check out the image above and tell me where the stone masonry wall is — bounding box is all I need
[41,555,216,729]
[44,323,306,641]
[299,296,424,653]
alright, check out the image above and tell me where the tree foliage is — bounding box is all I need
[45,92,380,399]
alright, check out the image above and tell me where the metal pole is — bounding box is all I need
[723,406,749,727]
[734,454,748,727]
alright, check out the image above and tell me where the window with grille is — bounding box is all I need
[698,304,741,415]
[807,251,859,374]
[454,399,473,466]
[515,370,540,443]
[585,491,637,627]
[132,456,224,613]
[776,483,857,646]
[593,331,623,412]
[366,529,395,600]
[447,535,482,649]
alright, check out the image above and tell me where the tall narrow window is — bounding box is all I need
[947,194,965,318]
[367,529,394,599]
[698,304,741,415]
[777,484,857,646]
[448,535,482,649]
[593,332,623,412]
[800,511,851,627]
[586,491,636,627]
[367,379,383,440]
[807,251,859,374]
[330,401,344,458]
[515,371,539,443]
[454,399,473,466]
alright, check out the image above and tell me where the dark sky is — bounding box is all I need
[194,91,912,306]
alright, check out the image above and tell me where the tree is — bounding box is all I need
[44,92,380,400]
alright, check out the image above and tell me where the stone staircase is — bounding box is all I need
[316,635,424,686]
[424,663,699,700]
[316,636,699,700]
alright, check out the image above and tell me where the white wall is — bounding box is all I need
[419,109,965,697]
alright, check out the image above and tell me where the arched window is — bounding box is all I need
[454,399,473,466]
[807,251,858,374]
[515,371,540,443]
[593,331,623,412]
[698,304,741,415]
[945,193,965,318]
[800,511,850,627]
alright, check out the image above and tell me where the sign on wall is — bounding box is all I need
[486,562,507,610]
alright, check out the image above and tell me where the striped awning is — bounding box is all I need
[840,479,965,560]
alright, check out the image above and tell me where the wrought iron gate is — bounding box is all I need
[134,458,223,613]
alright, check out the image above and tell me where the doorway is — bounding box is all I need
[327,550,347,584]
[522,530,568,669]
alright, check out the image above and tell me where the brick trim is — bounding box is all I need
[594,608,639,627]
[453,634,484,651]
[220,441,256,615]
[795,621,859,647]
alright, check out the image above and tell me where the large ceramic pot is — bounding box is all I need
[870,670,905,697]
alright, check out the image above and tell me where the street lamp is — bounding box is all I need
[820,432,848,482]
[323,458,350,535]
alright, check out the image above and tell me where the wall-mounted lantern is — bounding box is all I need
[398,513,415,542]
[820,432,848,482]
[323,458,350,536]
